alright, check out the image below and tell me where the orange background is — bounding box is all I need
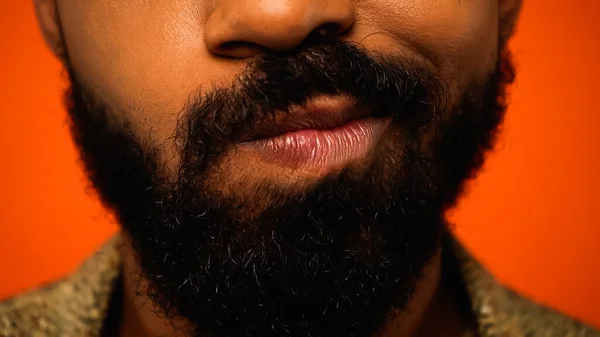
[1,0,599,328]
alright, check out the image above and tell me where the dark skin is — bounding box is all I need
[33,1,521,336]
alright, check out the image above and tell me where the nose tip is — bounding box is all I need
[204,0,355,58]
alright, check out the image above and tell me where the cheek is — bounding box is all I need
[58,0,239,144]
[363,0,499,81]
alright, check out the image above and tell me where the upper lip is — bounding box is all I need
[241,97,373,142]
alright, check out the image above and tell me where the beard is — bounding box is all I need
[63,38,514,337]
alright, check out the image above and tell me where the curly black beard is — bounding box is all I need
[63,38,514,337]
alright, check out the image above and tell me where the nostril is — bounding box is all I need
[216,41,265,59]
[315,22,351,37]
[303,22,353,46]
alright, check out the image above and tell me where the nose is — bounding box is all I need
[204,0,355,58]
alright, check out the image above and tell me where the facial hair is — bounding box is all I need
[63,38,514,337]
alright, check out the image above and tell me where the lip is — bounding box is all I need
[238,97,391,171]
[240,97,373,142]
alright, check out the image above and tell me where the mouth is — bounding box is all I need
[239,96,392,171]
[242,97,374,141]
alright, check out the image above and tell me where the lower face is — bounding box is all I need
[56,1,512,337]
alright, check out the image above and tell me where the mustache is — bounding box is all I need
[178,39,447,148]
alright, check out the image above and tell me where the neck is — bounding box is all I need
[117,235,466,337]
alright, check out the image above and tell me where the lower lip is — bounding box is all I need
[241,118,391,170]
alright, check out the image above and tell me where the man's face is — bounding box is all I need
[47,1,515,336]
